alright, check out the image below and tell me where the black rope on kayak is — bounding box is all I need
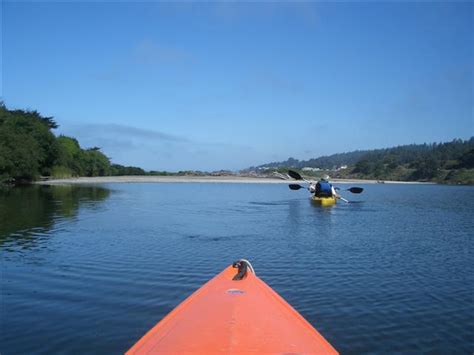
[232,259,255,280]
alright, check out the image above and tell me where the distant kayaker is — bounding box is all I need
[314,176,339,199]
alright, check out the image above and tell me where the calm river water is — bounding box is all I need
[1,183,473,354]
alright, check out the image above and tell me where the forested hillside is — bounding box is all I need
[249,139,474,184]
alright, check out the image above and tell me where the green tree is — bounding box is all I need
[0,105,60,181]
[56,135,85,175]
[410,158,440,180]
[110,164,145,175]
[82,149,111,177]
[353,160,372,175]
[458,149,474,169]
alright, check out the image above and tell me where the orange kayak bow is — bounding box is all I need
[127,260,338,354]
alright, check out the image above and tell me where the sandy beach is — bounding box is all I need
[35,175,430,185]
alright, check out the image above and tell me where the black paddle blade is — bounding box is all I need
[288,170,302,180]
[348,187,364,193]
[289,184,304,190]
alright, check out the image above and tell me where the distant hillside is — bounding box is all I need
[245,138,474,184]
[252,150,371,170]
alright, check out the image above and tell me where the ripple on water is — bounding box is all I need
[1,183,473,354]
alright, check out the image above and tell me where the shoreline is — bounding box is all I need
[34,175,434,185]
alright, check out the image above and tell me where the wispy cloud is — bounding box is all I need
[59,122,255,170]
[68,123,189,143]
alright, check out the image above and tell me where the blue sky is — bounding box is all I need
[3,1,473,171]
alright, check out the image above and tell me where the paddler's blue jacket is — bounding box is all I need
[315,181,333,197]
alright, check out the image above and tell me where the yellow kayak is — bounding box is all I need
[311,195,337,206]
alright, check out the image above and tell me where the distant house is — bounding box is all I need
[302,167,321,172]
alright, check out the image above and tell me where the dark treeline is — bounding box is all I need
[351,140,474,182]
[0,104,145,184]
[252,138,474,184]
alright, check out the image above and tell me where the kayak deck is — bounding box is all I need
[127,263,338,354]
[312,195,337,206]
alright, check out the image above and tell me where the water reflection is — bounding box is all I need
[0,185,111,246]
